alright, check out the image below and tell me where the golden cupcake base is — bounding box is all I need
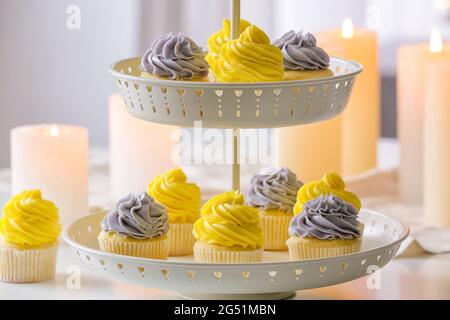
[141,71,209,82]
[193,241,263,264]
[98,231,169,260]
[259,212,292,251]
[168,223,196,256]
[286,236,362,261]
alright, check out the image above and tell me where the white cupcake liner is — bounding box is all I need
[193,242,263,264]
[259,213,292,251]
[98,232,169,259]
[0,242,59,283]
[286,237,361,261]
[168,223,196,256]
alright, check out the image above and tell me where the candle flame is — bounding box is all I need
[49,125,60,137]
[434,0,450,10]
[342,18,354,39]
[430,28,443,53]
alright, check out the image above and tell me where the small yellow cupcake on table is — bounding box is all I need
[206,18,251,67]
[147,168,201,256]
[141,32,209,81]
[0,190,61,283]
[193,191,264,263]
[98,192,169,259]
[293,172,361,214]
[273,30,333,80]
[287,194,364,260]
[210,24,284,82]
[246,168,303,251]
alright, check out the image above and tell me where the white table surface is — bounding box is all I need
[1,139,450,300]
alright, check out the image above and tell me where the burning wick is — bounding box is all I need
[430,28,443,53]
[342,18,354,39]
[49,125,60,137]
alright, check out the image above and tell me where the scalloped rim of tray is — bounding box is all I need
[109,57,363,88]
[63,209,408,268]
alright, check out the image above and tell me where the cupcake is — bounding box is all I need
[210,24,284,82]
[98,192,169,259]
[287,194,363,260]
[206,18,251,66]
[294,172,361,214]
[0,190,61,283]
[193,191,264,263]
[141,32,209,81]
[246,168,303,251]
[147,168,200,256]
[273,30,333,80]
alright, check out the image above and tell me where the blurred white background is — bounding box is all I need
[0,0,449,167]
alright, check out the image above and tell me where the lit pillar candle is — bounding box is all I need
[109,94,176,201]
[318,19,380,176]
[397,29,450,204]
[11,124,89,225]
[277,118,342,182]
[424,61,450,227]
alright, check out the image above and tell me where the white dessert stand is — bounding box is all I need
[63,209,409,300]
[63,0,409,300]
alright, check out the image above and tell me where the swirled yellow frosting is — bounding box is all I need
[193,191,263,249]
[147,168,201,223]
[293,173,361,214]
[210,25,284,82]
[0,190,61,248]
[206,19,251,66]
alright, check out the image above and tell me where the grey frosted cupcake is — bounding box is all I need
[141,32,209,81]
[273,30,333,80]
[246,167,303,251]
[287,194,364,261]
[98,192,170,259]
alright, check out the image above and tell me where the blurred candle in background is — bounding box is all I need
[397,30,450,204]
[318,19,380,177]
[109,94,176,201]
[424,62,450,227]
[277,119,342,182]
[11,124,89,225]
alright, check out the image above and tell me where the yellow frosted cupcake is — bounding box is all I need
[273,30,333,80]
[141,32,209,81]
[246,168,303,251]
[0,190,61,283]
[294,172,361,214]
[206,18,251,67]
[98,192,169,259]
[193,191,264,263]
[287,194,363,261]
[210,24,284,82]
[147,168,201,256]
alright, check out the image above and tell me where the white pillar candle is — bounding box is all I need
[109,94,176,201]
[11,124,89,225]
[397,30,450,204]
[424,62,450,228]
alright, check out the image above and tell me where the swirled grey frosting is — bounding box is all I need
[273,30,330,70]
[141,32,209,80]
[102,192,169,239]
[246,167,303,213]
[289,194,362,240]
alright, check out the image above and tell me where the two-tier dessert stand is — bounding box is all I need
[63,0,409,299]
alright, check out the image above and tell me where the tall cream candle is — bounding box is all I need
[109,94,176,201]
[11,124,89,224]
[424,61,450,227]
[318,19,380,176]
[397,30,450,204]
